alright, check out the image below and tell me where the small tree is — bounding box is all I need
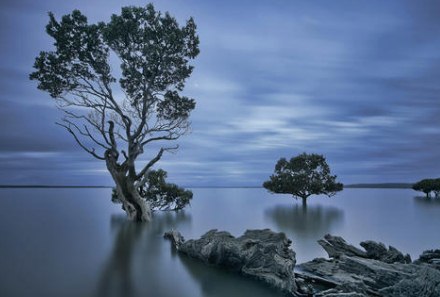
[413,178,440,198]
[30,4,199,221]
[435,179,440,198]
[111,169,193,211]
[263,153,343,206]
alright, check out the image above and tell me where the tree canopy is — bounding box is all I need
[412,178,440,198]
[263,153,343,205]
[30,4,199,221]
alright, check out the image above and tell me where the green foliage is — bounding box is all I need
[139,169,193,211]
[412,178,440,198]
[30,10,113,98]
[112,169,192,211]
[263,153,343,203]
[30,4,199,107]
[103,4,199,105]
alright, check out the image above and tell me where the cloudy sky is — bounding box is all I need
[0,0,439,186]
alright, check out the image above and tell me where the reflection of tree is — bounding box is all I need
[265,204,344,240]
[97,212,191,297]
[151,211,191,234]
[414,196,440,208]
[178,254,284,297]
[97,218,142,297]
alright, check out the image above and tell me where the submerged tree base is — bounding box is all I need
[112,169,193,220]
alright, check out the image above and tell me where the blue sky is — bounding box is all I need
[0,0,439,186]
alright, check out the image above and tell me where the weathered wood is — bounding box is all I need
[165,230,440,296]
[163,230,185,249]
[164,229,298,295]
[107,159,152,222]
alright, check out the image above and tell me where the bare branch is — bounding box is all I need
[141,134,179,148]
[56,122,105,160]
[136,148,165,181]
[135,144,179,186]
[131,53,163,140]
[101,78,132,140]
[60,108,112,148]
[122,150,129,160]
[107,120,118,154]
[101,96,110,146]
[83,125,110,150]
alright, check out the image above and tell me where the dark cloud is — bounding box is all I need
[0,151,108,185]
[0,0,439,186]
[0,99,76,152]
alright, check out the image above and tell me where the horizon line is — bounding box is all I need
[0,182,415,189]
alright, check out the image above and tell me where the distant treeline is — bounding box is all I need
[345,183,413,189]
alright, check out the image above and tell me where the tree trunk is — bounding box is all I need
[301,196,308,207]
[301,198,308,212]
[106,159,152,222]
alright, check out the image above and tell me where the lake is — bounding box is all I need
[1,187,439,297]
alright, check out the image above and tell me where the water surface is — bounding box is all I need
[1,187,439,297]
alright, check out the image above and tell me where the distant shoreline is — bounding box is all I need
[344,183,413,189]
[0,185,112,189]
[0,185,260,189]
[0,183,413,189]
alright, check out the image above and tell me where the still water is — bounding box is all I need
[1,188,440,297]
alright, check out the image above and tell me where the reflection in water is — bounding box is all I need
[265,204,344,239]
[265,204,344,263]
[414,196,440,207]
[178,255,285,297]
[97,211,285,297]
[97,217,141,297]
[97,212,192,297]
[3,188,440,296]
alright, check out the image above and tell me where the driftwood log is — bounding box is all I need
[165,230,440,296]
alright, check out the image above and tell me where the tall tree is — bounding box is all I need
[263,153,343,206]
[30,4,199,221]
